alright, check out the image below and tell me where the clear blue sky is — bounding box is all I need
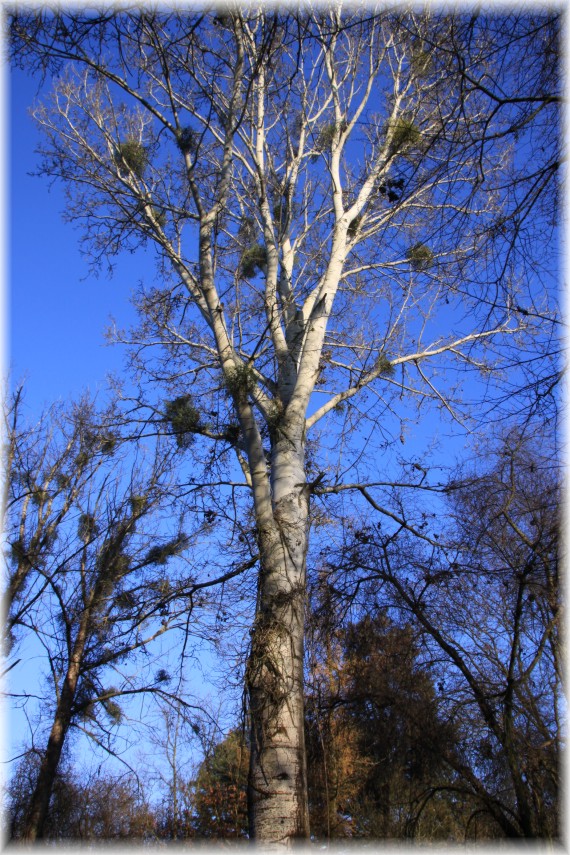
[9,66,147,415]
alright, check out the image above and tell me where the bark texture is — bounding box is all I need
[20,616,89,841]
[247,427,310,843]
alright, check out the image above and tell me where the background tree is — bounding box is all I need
[4,387,112,647]
[150,703,197,840]
[326,426,560,839]
[191,728,250,840]
[305,608,467,841]
[4,390,203,841]
[8,751,156,840]
[10,8,560,842]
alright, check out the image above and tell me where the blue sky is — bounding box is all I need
[9,66,146,415]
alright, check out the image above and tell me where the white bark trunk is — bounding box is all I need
[247,421,310,844]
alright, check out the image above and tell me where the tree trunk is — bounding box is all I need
[19,617,89,841]
[247,425,310,844]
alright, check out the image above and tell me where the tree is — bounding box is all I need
[150,704,197,840]
[330,428,560,839]
[8,752,157,840]
[305,610,466,841]
[10,9,559,842]
[3,387,103,645]
[181,614,464,843]
[192,729,250,839]
[4,389,201,841]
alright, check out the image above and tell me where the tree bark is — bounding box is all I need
[20,613,89,841]
[246,423,310,844]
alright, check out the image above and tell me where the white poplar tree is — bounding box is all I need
[10,8,559,843]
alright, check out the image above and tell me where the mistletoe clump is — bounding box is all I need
[145,534,189,566]
[130,495,147,516]
[164,395,201,447]
[149,206,167,228]
[224,363,258,400]
[387,118,421,156]
[408,243,434,271]
[113,138,149,178]
[98,432,117,454]
[238,216,257,243]
[378,176,405,203]
[347,214,363,238]
[102,696,123,725]
[78,512,98,542]
[410,47,432,77]
[375,352,394,375]
[240,243,267,278]
[175,126,196,154]
[114,589,136,610]
[316,119,347,150]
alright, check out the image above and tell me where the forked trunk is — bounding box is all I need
[247,429,310,844]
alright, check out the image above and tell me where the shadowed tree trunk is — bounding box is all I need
[20,614,90,841]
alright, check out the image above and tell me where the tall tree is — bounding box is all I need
[10,9,559,842]
[191,728,250,840]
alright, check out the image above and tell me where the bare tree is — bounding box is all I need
[4,389,255,841]
[8,752,157,840]
[10,8,559,842]
[329,427,560,839]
